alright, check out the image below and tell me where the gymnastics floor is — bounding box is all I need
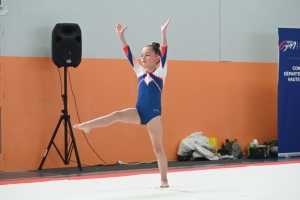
[0,157,299,200]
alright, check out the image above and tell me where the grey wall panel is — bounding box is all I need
[4,0,220,61]
[220,0,232,61]
[229,0,300,62]
[167,0,220,61]
[3,0,300,62]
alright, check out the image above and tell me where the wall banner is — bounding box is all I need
[278,27,300,157]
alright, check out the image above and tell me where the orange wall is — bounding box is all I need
[0,57,278,171]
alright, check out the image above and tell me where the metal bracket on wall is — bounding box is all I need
[0,7,8,16]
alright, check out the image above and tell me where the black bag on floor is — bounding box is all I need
[178,151,194,161]
[249,147,269,159]
[263,140,278,157]
[217,139,234,158]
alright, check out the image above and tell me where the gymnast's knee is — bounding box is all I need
[111,110,124,122]
[153,146,165,156]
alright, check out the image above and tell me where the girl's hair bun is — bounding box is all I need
[146,42,161,58]
[152,42,160,48]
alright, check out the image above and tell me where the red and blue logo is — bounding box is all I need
[279,40,299,51]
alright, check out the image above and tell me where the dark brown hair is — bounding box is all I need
[147,42,161,56]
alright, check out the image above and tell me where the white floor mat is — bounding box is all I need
[0,162,299,200]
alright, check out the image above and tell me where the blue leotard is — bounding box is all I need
[123,45,168,125]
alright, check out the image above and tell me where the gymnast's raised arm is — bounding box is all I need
[161,18,171,47]
[116,23,128,48]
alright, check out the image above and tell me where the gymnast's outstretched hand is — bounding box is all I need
[161,18,171,34]
[116,23,128,36]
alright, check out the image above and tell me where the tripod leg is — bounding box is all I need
[38,117,63,170]
[66,118,83,171]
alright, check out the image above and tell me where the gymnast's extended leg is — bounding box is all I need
[73,108,141,133]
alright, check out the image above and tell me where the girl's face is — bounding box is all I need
[141,47,160,70]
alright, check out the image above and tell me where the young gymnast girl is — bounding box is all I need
[73,18,171,188]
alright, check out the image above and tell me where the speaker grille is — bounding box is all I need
[56,40,81,65]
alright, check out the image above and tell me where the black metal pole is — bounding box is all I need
[64,66,68,164]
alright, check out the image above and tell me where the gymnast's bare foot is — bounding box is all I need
[160,180,169,188]
[73,123,91,133]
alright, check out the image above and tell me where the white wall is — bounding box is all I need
[2,0,300,62]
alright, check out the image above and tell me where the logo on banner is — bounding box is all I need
[279,40,299,51]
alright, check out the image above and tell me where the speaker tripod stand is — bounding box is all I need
[38,66,82,171]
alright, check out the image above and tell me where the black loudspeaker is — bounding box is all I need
[52,23,82,68]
